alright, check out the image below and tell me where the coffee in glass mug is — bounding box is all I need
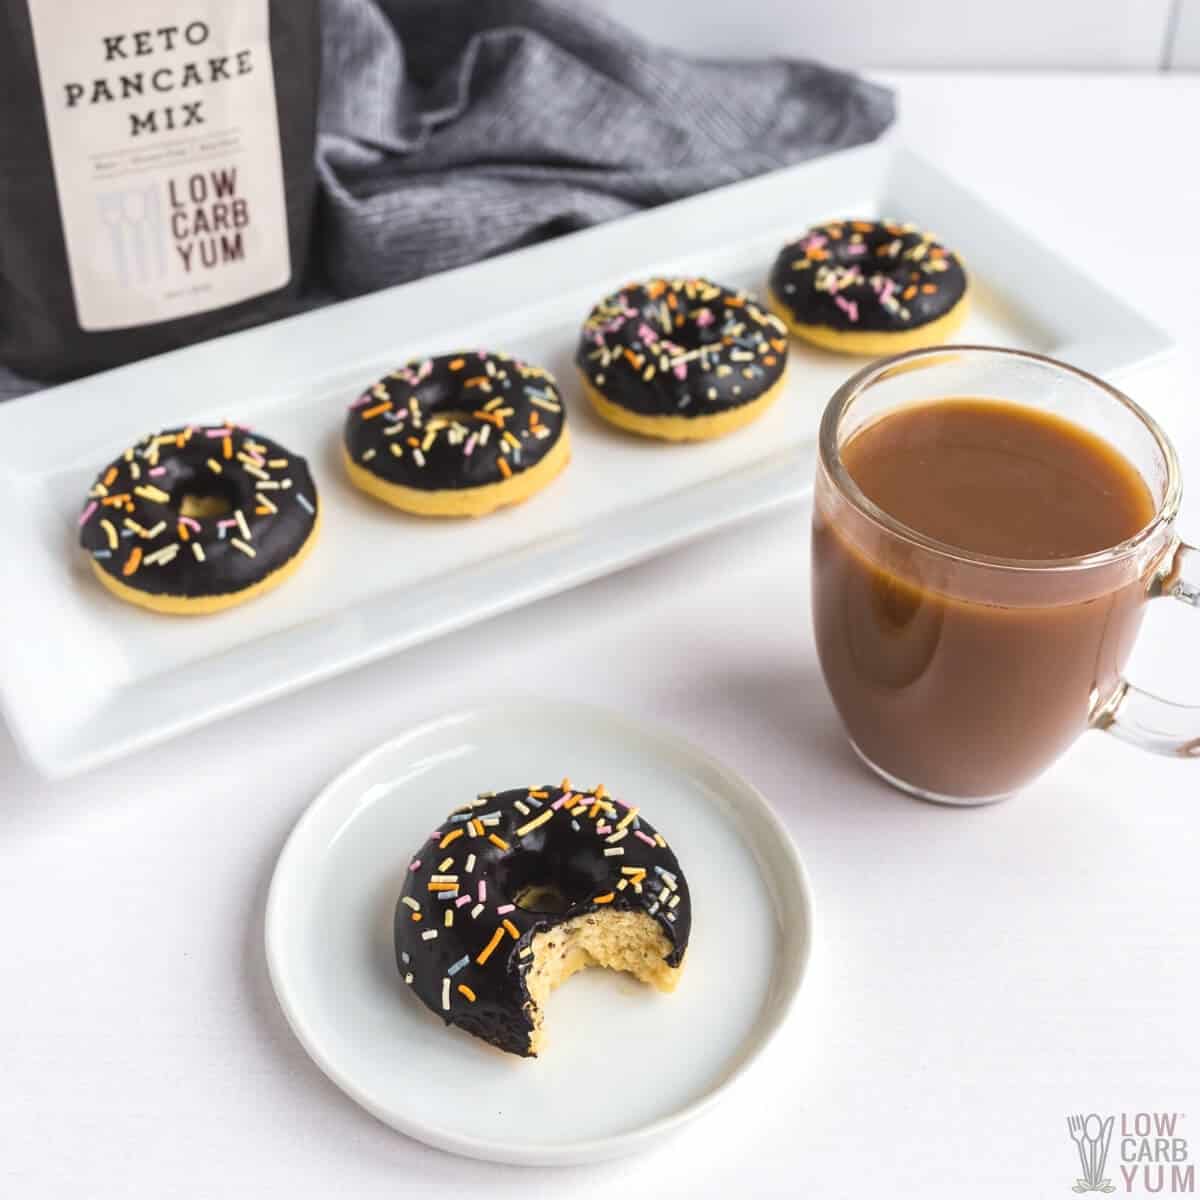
[812,346,1199,804]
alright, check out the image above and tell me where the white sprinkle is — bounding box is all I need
[401,897,420,910]
[441,977,450,1010]
[400,951,410,964]
[191,543,206,563]
[470,903,484,919]
[296,494,315,515]
[603,847,625,857]
[465,854,476,873]
[404,972,413,984]
[422,929,438,941]
[230,538,256,558]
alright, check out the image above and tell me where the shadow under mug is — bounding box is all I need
[812,345,1199,805]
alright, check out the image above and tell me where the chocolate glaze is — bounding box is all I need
[769,219,968,333]
[344,351,566,491]
[575,277,788,418]
[394,785,691,1058]
[78,425,318,599]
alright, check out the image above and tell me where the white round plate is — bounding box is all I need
[265,700,813,1165]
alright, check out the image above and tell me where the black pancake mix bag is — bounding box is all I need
[0,0,319,382]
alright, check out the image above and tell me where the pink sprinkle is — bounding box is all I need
[205,427,232,438]
[845,243,866,256]
[349,392,373,409]
[695,307,714,326]
[835,295,859,322]
[217,518,237,530]
[78,501,97,526]
[596,823,612,834]
[551,792,574,811]
[802,233,828,252]
[409,860,422,872]
[246,450,265,467]
[455,895,471,908]
[180,516,202,531]
[430,830,442,839]
[148,466,167,477]
[635,830,657,847]
[464,433,477,457]
[638,322,659,344]
[673,363,687,380]
[496,904,515,915]
[478,881,487,903]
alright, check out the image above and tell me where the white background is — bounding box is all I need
[2,72,1200,1198]
[595,0,1200,69]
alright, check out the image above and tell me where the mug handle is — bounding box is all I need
[1094,539,1200,757]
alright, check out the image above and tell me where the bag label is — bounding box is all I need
[26,0,290,331]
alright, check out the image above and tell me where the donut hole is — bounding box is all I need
[496,848,608,916]
[170,475,240,520]
[512,882,570,915]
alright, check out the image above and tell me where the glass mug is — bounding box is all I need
[812,346,1199,805]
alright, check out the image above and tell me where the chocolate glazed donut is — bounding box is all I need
[395,783,691,1057]
[78,424,319,615]
[576,277,789,441]
[768,219,969,355]
[343,351,570,518]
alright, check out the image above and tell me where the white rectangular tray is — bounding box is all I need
[0,138,1173,778]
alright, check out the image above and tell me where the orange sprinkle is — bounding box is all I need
[529,410,540,427]
[463,376,489,389]
[502,919,519,939]
[177,522,190,541]
[472,410,503,427]
[921,283,937,294]
[666,291,677,309]
[439,829,464,849]
[593,893,615,905]
[122,546,143,576]
[623,349,644,370]
[770,338,788,353]
[470,818,484,838]
[903,285,917,300]
[457,984,476,1002]
[360,401,391,420]
[222,435,233,460]
[764,355,777,366]
[102,494,131,507]
[497,458,512,480]
[449,357,466,370]
[256,506,272,516]
[411,911,422,922]
[103,467,118,487]
[476,927,506,966]
[427,882,458,892]
[488,834,510,851]
[725,295,745,307]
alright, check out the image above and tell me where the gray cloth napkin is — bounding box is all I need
[0,0,892,398]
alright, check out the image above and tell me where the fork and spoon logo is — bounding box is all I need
[1068,1113,1116,1193]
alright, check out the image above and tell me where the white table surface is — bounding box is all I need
[3,72,1199,1199]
